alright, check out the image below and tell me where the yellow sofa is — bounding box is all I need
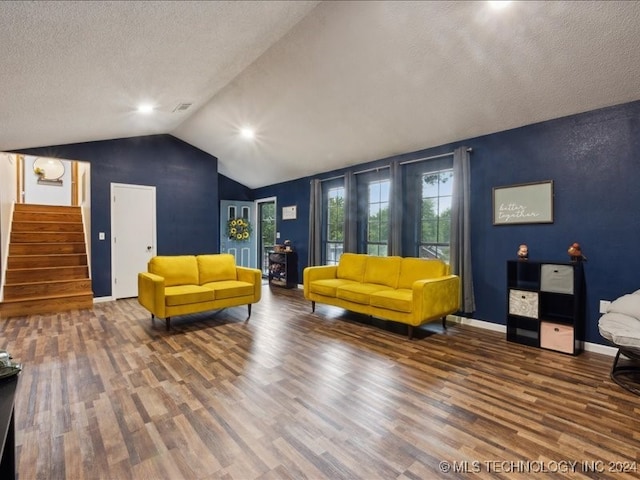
[138,254,261,330]
[303,253,460,338]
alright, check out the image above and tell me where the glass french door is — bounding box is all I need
[257,199,276,276]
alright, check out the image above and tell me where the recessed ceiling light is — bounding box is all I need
[240,127,255,140]
[488,1,511,9]
[137,104,154,114]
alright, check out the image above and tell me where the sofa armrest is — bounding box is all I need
[303,265,338,297]
[412,274,461,323]
[236,267,262,302]
[138,272,166,318]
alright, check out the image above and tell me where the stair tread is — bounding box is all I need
[4,278,90,286]
[13,219,82,223]
[11,242,85,245]
[15,205,80,209]
[10,253,86,258]
[8,265,87,272]
[1,291,93,303]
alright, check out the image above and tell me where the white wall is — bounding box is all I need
[24,155,72,205]
[78,161,92,278]
[0,153,18,301]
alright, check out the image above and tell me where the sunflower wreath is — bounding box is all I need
[227,217,252,241]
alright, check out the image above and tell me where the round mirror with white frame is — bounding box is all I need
[33,157,65,180]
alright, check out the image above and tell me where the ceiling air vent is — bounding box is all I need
[173,103,192,113]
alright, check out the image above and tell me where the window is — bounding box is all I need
[367,179,390,256]
[420,169,453,262]
[324,185,344,265]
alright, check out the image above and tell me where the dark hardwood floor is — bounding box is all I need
[1,285,638,479]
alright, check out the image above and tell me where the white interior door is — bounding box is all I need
[111,183,156,299]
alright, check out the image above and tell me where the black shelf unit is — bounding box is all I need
[268,251,298,288]
[506,260,584,355]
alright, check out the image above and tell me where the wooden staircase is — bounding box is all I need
[0,204,93,317]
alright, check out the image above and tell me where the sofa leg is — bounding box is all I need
[151,314,155,326]
[407,325,414,340]
[442,316,447,330]
[247,303,252,320]
[311,301,315,313]
[165,317,171,331]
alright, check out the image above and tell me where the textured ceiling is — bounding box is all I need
[2,1,640,188]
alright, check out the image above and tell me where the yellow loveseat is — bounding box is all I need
[138,254,261,330]
[303,253,460,338]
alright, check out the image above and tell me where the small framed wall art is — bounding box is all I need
[282,205,297,220]
[493,180,554,225]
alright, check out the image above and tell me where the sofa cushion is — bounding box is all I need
[203,280,254,300]
[370,289,413,313]
[364,256,402,288]
[309,278,358,297]
[149,256,199,287]
[337,283,393,305]
[337,253,367,282]
[398,258,448,289]
[198,254,237,284]
[165,285,214,306]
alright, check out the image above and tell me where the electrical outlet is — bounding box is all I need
[599,300,611,314]
[99,232,105,240]
[276,232,280,239]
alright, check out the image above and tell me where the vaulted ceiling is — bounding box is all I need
[2,1,640,188]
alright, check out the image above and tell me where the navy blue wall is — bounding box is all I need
[254,179,311,273]
[14,101,640,345]
[253,100,640,345]
[219,174,253,201]
[17,134,219,298]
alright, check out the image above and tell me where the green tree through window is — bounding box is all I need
[367,179,389,256]
[420,170,452,262]
[260,202,275,274]
[325,186,345,264]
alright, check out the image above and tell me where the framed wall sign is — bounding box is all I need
[493,180,554,225]
[282,205,297,220]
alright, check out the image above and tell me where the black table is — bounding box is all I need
[0,375,18,480]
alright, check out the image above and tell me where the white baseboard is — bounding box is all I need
[582,342,617,356]
[448,314,506,333]
[447,315,616,357]
[93,296,114,303]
